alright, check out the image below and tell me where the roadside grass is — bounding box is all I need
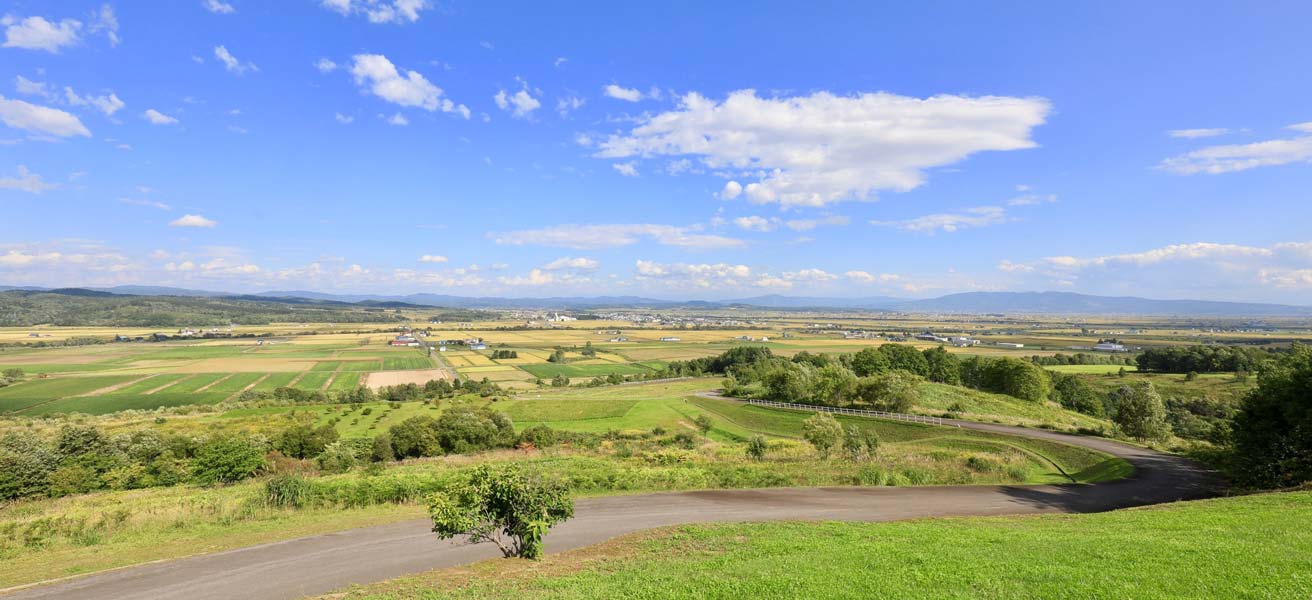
[323,491,1312,600]
[1044,364,1137,374]
[1080,371,1254,404]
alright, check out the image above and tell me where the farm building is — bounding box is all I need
[995,342,1025,349]
[659,336,681,342]
[1093,342,1127,352]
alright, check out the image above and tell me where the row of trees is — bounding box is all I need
[1135,345,1273,374]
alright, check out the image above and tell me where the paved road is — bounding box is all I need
[2,413,1218,600]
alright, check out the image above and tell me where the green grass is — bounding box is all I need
[340,360,380,371]
[502,399,640,422]
[251,372,299,391]
[0,375,140,413]
[328,491,1312,600]
[294,372,332,391]
[22,391,230,415]
[155,373,227,394]
[1081,372,1254,404]
[311,361,342,372]
[107,374,188,395]
[1044,364,1137,374]
[915,382,1109,430]
[205,372,266,395]
[382,356,433,370]
[520,362,655,379]
[328,371,362,391]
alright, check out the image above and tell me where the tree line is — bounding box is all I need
[1135,345,1274,374]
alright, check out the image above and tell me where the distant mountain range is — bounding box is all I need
[1,286,1309,316]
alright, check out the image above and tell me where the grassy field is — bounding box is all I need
[325,491,1312,600]
[1045,364,1138,374]
[914,383,1109,430]
[520,362,656,379]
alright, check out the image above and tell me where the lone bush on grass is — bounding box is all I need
[427,465,574,560]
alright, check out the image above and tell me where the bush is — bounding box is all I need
[435,406,516,454]
[264,474,312,508]
[1231,343,1312,488]
[191,435,268,485]
[518,425,559,449]
[1111,382,1171,441]
[745,435,768,460]
[852,371,919,412]
[802,412,843,459]
[388,416,443,458]
[316,441,358,474]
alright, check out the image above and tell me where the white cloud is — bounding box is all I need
[142,109,179,125]
[556,95,585,117]
[203,0,237,14]
[64,87,124,115]
[493,84,541,119]
[1003,241,1312,297]
[334,112,354,124]
[782,268,838,282]
[1005,193,1058,206]
[169,214,217,228]
[321,0,430,23]
[733,215,779,232]
[0,165,57,193]
[315,58,338,73]
[603,84,643,102]
[554,57,567,68]
[214,45,256,74]
[598,90,1049,207]
[14,75,49,97]
[784,215,849,231]
[635,260,752,288]
[1161,129,1312,174]
[350,54,468,117]
[1168,128,1230,139]
[845,270,901,284]
[1289,122,1312,134]
[2,15,81,52]
[119,197,172,210]
[871,206,1009,234]
[418,254,447,263]
[612,161,639,177]
[0,95,91,137]
[386,112,408,126]
[543,256,599,271]
[89,5,118,47]
[491,223,745,250]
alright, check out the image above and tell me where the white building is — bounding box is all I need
[1093,342,1127,352]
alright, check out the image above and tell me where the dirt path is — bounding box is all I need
[1,406,1219,600]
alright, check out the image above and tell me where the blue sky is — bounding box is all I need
[2,1,1311,302]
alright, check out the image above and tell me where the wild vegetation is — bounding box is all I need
[0,290,412,328]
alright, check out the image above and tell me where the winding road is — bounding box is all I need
[2,411,1219,600]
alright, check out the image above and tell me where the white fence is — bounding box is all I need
[746,399,953,427]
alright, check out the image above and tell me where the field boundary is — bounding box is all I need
[745,398,952,427]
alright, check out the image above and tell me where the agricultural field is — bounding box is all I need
[0,330,442,415]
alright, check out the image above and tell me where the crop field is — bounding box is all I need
[1045,364,1138,374]
[519,362,656,379]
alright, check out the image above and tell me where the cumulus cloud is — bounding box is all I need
[214,45,256,74]
[169,214,217,228]
[611,162,639,177]
[203,0,237,14]
[0,96,91,137]
[0,165,57,193]
[733,215,779,232]
[603,84,642,102]
[142,108,179,125]
[634,260,752,288]
[350,54,468,117]
[320,0,429,23]
[493,83,541,119]
[1003,241,1312,297]
[14,75,49,97]
[845,270,901,284]
[315,58,338,73]
[598,89,1049,207]
[64,87,124,115]
[1160,125,1312,174]
[2,15,81,52]
[871,206,1009,233]
[491,223,745,250]
[418,254,447,263]
[334,112,354,124]
[542,256,599,271]
[1168,128,1230,139]
[784,215,849,231]
[386,112,408,126]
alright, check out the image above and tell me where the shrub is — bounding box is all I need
[802,412,843,459]
[1231,343,1312,488]
[745,435,768,460]
[1111,382,1171,441]
[852,371,919,412]
[388,416,443,458]
[316,441,358,474]
[265,474,312,508]
[435,406,515,454]
[191,435,268,485]
[427,465,574,560]
[518,425,559,449]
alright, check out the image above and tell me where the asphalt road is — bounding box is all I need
[2,414,1218,600]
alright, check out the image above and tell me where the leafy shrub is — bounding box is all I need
[191,435,268,485]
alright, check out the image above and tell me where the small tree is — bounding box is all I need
[693,414,713,436]
[191,435,267,485]
[841,425,879,461]
[428,465,574,560]
[745,435,768,460]
[1112,381,1171,441]
[802,412,843,459]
